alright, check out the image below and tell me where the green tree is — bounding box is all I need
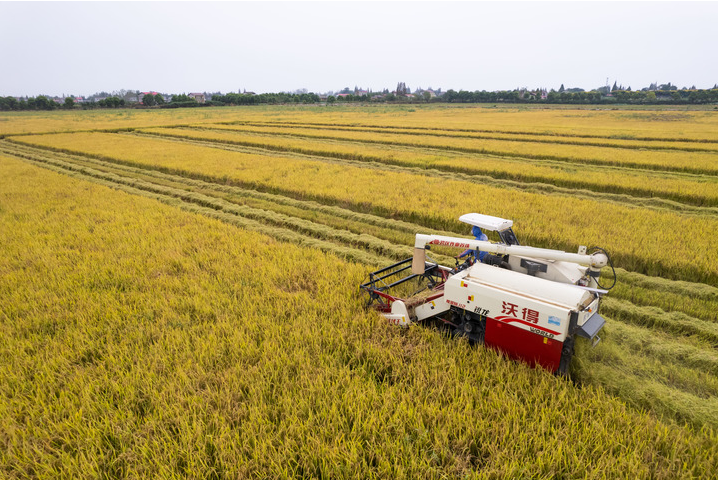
[63,97,75,109]
[32,96,56,110]
[142,94,156,107]
[0,96,19,110]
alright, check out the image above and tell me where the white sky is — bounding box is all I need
[2,1,717,97]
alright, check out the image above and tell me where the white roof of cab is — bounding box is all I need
[459,213,513,232]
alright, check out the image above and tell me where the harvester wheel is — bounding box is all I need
[453,319,485,344]
[446,308,486,344]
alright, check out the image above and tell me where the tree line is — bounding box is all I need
[0,95,129,111]
[211,92,321,105]
[440,88,718,105]
[2,87,718,111]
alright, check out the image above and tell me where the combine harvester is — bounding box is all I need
[361,213,615,375]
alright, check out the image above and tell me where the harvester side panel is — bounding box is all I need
[485,318,564,371]
[443,263,595,372]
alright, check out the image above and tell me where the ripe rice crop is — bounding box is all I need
[254,106,718,142]
[5,104,718,142]
[0,108,254,136]
[141,126,718,208]
[12,132,718,284]
[206,123,718,174]
[233,121,718,152]
[3,104,718,477]
[2,154,718,478]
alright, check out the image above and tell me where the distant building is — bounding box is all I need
[188,93,206,103]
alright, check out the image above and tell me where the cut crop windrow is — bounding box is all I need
[596,320,718,376]
[573,361,718,431]
[601,297,718,342]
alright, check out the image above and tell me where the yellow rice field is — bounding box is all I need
[11,131,718,284]
[2,104,717,478]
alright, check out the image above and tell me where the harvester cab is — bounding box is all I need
[361,213,615,376]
